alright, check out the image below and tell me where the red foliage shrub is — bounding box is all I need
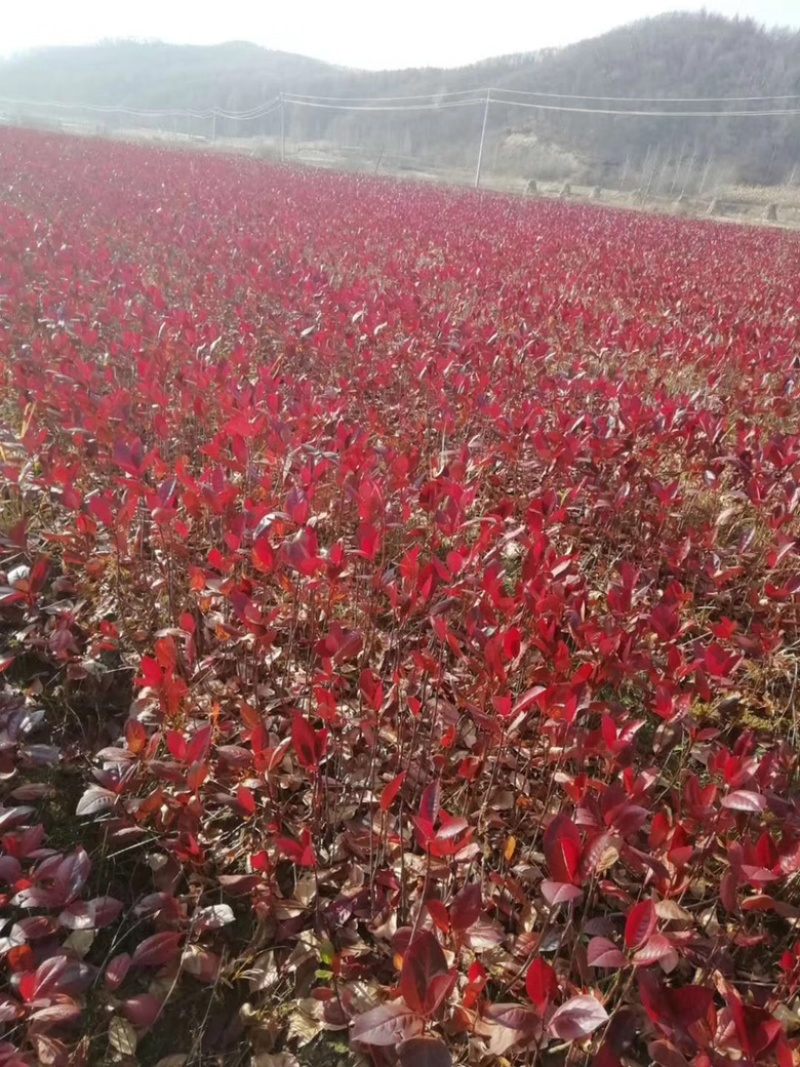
[0,128,799,1064]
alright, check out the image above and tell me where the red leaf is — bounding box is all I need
[29,555,49,592]
[121,991,162,1029]
[434,814,470,840]
[593,1042,625,1067]
[449,883,482,931]
[541,880,584,906]
[425,970,458,1016]
[351,1002,425,1046]
[356,522,380,561]
[587,937,627,968]
[548,995,608,1041]
[276,828,316,867]
[186,725,212,764]
[727,988,783,1059]
[400,931,449,1016]
[18,971,36,1002]
[704,642,739,679]
[105,953,131,991]
[236,785,256,815]
[131,932,182,967]
[426,899,450,933]
[419,781,441,825]
[511,686,546,717]
[31,956,93,998]
[28,1002,82,1027]
[166,730,187,761]
[722,790,766,812]
[0,845,21,879]
[632,934,675,967]
[648,1040,692,1067]
[291,713,319,770]
[398,1036,452,1067]
[482,1002,543,1055]
[639,973,714,1031]
[625,899,657,950]
[53,847,91,905]
[543,814,582,884]
[380,771,406,812]
[359,667,384,711]
[59,896,123,930]
[525,958,558,1011]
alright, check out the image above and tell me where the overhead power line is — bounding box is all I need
[0,95,282,121]
[5,85,800,121]
[284,87,484,103]
[493,98,800,118]
[489,87,800,103]
[282,86,800,105]
[284,96,482,113]
[282,93,800,118]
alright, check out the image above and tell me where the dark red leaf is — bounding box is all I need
[426,899,450,932]
[449,883,482,931]
[721,790,766,812]
[400,931,449,1016]
[587,937,627,969]
[624,899,657,951]
[398,1037,452,1067]
[419,781,441,825]
[351,1002,425,1046]
[105,953,131,991]
[632,933,675,968]
[291,713,319,770]
[131,932,183,967]
[548,995,608,1041]
[59,896,123,930]
[647,1040,692,1067]
[31,956,94,998]
[425,970,458,1016]
[121,992,162,1029]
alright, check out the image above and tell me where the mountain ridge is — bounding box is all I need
[2,13,799,188]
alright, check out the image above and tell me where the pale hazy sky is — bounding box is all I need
[3,0,800,69]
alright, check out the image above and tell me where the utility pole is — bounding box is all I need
[475,90,491,190]
[644,146,659,199]
[280,93,286,163]
[211,110,217,142]
[670,140,687,196]
[680,140,698,197]
[619,153,630,192]
[698,154,714,196]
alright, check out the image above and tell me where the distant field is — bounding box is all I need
[13,113,795,229]
[1,127,799,1067]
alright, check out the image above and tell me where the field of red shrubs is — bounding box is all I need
[1,127,800,1067]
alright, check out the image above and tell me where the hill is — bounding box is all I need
[2,13,799,188]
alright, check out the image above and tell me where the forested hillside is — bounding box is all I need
[2,13,799,186]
